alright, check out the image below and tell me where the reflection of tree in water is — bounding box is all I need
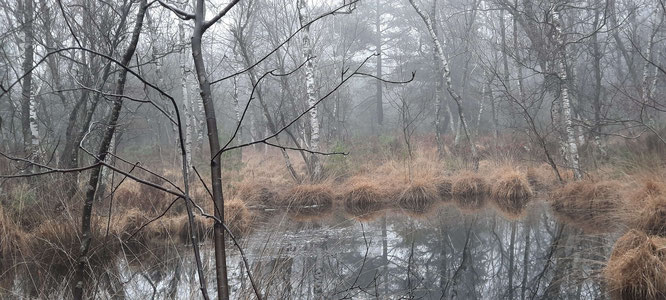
[11,204,612,298]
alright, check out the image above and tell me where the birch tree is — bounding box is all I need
[550,5,582,180]
[409,0,480,170]
[19,0,37,164]
[297,0,323,180]
[179,9,193,168]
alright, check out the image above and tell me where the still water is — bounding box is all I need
[115,199,613,300]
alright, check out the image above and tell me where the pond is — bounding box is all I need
[108,199,613,300]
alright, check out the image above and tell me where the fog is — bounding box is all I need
[1,0,665,299]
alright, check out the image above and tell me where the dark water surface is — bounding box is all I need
[5,199,616,299]
[115,199,613,300]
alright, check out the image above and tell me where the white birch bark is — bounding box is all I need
[553,8,582,180]
[409,0,479,169]
[642,13,662,104]
[297,0,322,180]
[232,76,242,145]
[29,82,41,161]
[196,85,205,145]
[179,15,193,168]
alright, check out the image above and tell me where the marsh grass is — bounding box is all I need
[604,230,666,300]
[550,180,624,233]
[342,177,391,218]
[398,180,439,216]
[452,172,489,211]
[622,178,666,237]
[282,184,335,216]
[490,170,533,219]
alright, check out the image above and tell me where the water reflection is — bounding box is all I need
[5,199,614,299]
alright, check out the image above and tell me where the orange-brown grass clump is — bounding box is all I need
[398,180,438,216]
[526,164,557,191]
[452,172,489,211]
[436,177,453,201]
[342,177,390,219]
[0,206,30,265]
[176,214,214,244]
[626,178,664,203]
[604,230,666,300]
[224,197,253,237]
[490,170,533,219]
[143,216,181,243]
[29,219,119,281]
[550,180,623,233]
[113,180,172,214]
[111,208,158,252]
[236,179,281,207]
[624,181,666,237]
[282,184,334,216]
[620,178,666,236]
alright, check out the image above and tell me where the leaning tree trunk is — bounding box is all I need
[430,0,448,158]
[297,0,322,181]
[236,32,301,183]
[72,2,147,299]
[409,0,479,170]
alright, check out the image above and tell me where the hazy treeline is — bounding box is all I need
[0,0,665,298]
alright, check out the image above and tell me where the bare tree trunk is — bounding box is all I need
[72,2,147,299]
[485,74,498,147]
[608,0,641,92]
[512,3,526,102]
[190,0,241,298]
[19,0,36,164]
[431,0,449,158]
[297,0,322,180]
[28,83,40,162]
[476,83,485,137]
[179,15,193,167]
[232,76,243,160]
[500,9,510,90]
[409,0,479,170]
[375,0,383,128]
[552,8,582,180]
[434,50,445,157]
[235,30,301,182]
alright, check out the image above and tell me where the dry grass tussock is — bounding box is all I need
[29,219,119,280]
[224,197,253,236]
[113,179,172,214]
[342,176,391,218]
[282,183,335,215]
[436,177,453,201]
[490,170,533,219]
[452,172,488,211]
[398,179,439,216]
[623,178,666,237]
[526,164,558,191]
[550,180,624,233]
[235,179,282,207]
[0,206,31,264]
[604,230,666,300]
